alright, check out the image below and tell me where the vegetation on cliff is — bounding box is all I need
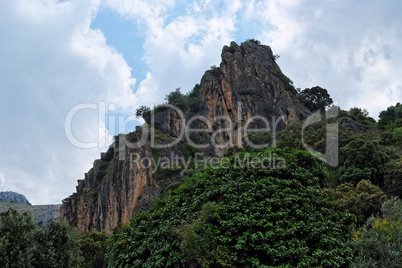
[107,148,356,267]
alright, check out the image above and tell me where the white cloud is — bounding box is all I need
[105,0,243,106]
[0,173,18,193]
[0,0,136,204]
[256,0,402,118]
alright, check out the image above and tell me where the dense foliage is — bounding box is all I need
[338,139,390,186]
[347,107,376,125]
[351,197,402,267]
[107,148,355,267]
[0,208,109,268]
[80,231,109,268]
[378,102,402,130]
[0,208,82,268]
[0,208,36,267]
[324,180,386,224]
[298,86,333,112]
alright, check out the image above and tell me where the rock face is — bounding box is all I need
[152,41,309,156]
[60,40,310,233]
[340,117,370,132]
[60,128,180,233]
[0,191,31,205]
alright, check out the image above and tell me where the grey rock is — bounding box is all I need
[0,191,31,205]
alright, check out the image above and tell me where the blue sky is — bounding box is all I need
[91,7,148,88]
[1,0,401,204]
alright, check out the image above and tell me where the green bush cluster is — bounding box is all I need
[135,84,203,120]
[378,102,402,130]
[0,208,109,268]
[351,197,402,267]
[0,208,83,268]
[107,148,355,267]
[298,86,333,113]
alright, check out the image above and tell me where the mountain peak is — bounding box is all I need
[0,191,31,205]
[61,40,310,233]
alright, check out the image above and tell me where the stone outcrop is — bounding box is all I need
[60,40,311,233]
[60,127,184,233]
[31,204,61,227]
[340,117,370,132]
[152,41,309,156]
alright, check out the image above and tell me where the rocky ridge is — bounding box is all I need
[60,40,311,233]
[0,191,31,205]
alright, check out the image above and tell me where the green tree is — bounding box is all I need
[108,148,355,267]
[0,208,83,268]
[324,180,387,224]
[186,83,202,113]
[165,88,189,111]
[33,221,83,268]
[298,86,333,112]
[135,105,150,119]
[0,208,36,267]
[348,107,376,125]
[339,139,390,186]
[80,231,109,268]
[351,197,402,267]
[384,161,402,197]
[393,127,402,146]
[378,102,402,130]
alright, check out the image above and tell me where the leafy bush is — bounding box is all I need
[80,231,109,268]
[186,84,203,114]
[298,86,333,113]
[242,132,272,151]
[135,105,151,119]
[0,208,83,268]
[153,104,171,113]
[165,88,189,111]
[153,166,182,181]
[347,107,376,125]
[246,38,261,45]
[384,161,402,197]
[378,102,402,130]
[33,221,83,268]
[351,197,402,267]
[107,148,355,267]
[324,180,387,224]
[209,65,222,76]
[393,127,402,146]
[339,139,390,186]
[222,45,236,53]
[0,208,36,267]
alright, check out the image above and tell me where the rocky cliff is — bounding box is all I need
[61,40,310,233]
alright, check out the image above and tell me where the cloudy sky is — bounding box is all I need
[1,0,401,204]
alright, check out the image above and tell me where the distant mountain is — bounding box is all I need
[0,191,31,205]
[0,191,61,227]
